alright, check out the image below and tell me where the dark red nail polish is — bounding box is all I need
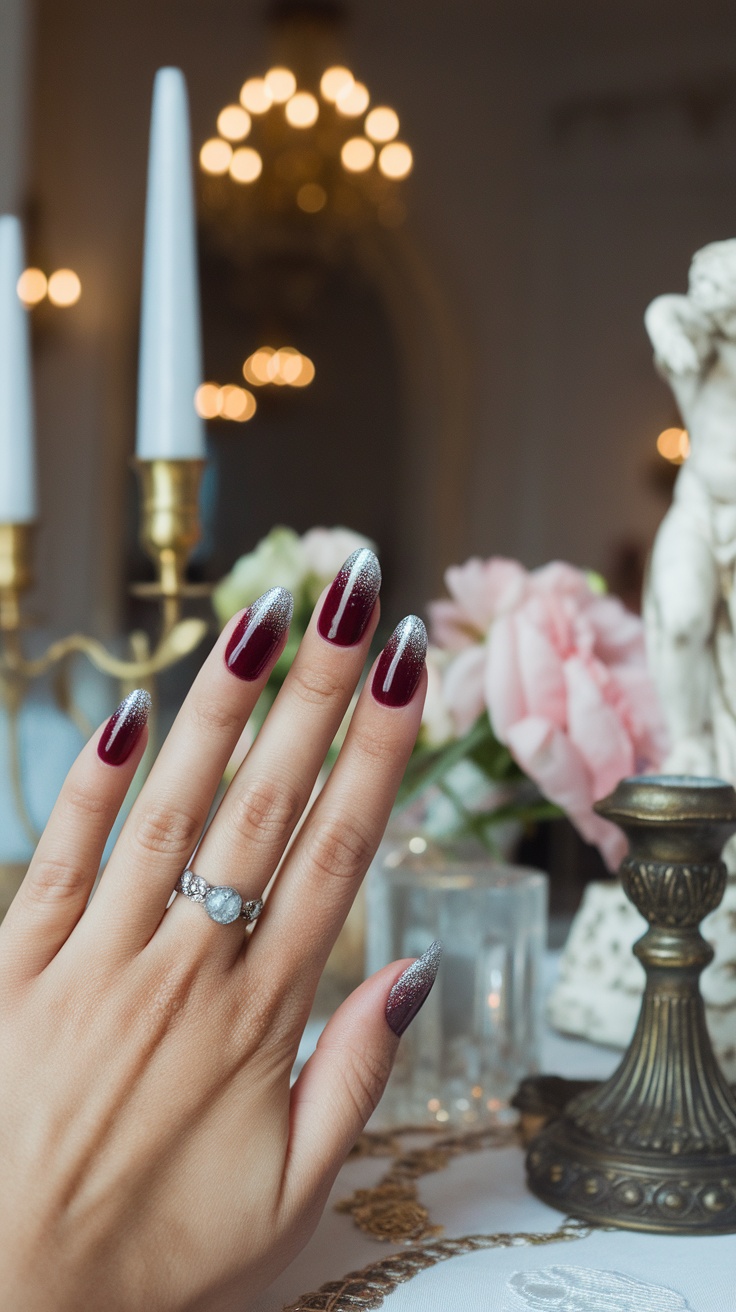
[386,942,442,1036]
[318,548,381,646]
[372,615,427,708]
[225,587,294,681]
[97,689,151,766]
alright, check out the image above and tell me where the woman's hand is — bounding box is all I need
[0,549,438,1312]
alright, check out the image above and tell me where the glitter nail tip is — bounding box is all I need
[225,586,294,681]
[97,688,152,766]
[318,548,382,646]
[385,940,443,1037]
[372,614,428,708]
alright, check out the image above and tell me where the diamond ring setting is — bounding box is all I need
[176,870,264,926]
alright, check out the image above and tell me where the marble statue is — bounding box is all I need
[547,240,736,1073]
[644,239,736,784]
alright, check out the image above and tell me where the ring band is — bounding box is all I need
[176,869,264,927]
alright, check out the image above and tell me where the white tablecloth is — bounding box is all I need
[250,958,736,1312]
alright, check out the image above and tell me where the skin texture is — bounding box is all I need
[0,563,427,1312]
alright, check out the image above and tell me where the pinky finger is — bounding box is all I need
[284,944,441,1210]
[0,689,151,980]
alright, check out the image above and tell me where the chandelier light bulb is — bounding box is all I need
[378,141,413,179]
[341,137,375,172]
[239,78,272,114]
[47,269,81,307]
[365,106,399,143]
[336,81,370,117]
[320,66,354,103]
[265,67,297,103]
[285,92,319,128]
[16,268,47,306]
[200,138,232,174]
[229,147,263,183]
[217,105,251,141]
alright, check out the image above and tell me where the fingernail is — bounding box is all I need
[371,615,427,707]
[386,941,442,1037]
[225,587,294,681]
[98,689,152,766]
[318,548,381,647]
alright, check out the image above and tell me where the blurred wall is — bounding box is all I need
[21,0,736,635]
[0,0,31,212]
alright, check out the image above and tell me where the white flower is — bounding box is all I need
[419,646,455,748]
[213,527,305,624]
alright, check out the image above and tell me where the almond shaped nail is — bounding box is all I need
[318,548,381,647]
[386,941,442,1036]
[372,615,427,708]
[98,689,152,766]
[225,587,294,681]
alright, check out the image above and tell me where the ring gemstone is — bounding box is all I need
[204,885,244,925]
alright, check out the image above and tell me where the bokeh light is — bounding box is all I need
[217,105,251,141]
[243,346,315,387]
[239,78,272,114]
[47,269,81,307]
[17,268,47,306]
[657,427,690,463]
[285,92,319,128]
[378,142,413,178]
[265,67,297,103]
[365,107,399,142]
[290,354,315,387]
[336,81,370,117]
[220,385,255,421]
[297,183,327,213]
[194,383,222,419]
[320,67,354,103]
[200,138,233,174]
[341,137,375,172]
[229,147,263,183]
[243,348,276,385]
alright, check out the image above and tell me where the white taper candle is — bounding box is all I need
[0,215,37,522]
[136,67,205,460]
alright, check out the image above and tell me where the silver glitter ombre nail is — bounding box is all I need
[318,548,382,646]
[372,614,428,708]
[385,940,442,1036]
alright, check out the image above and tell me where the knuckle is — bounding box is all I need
[348,718,394,765]
[225,775,302,850]
[289,662,344,709]
[23,853,89,907]
[131,803,201,862]
[188,694,245,741]
[306,815,374,884]
[340,1042,392,1123]
[63,778,111,823]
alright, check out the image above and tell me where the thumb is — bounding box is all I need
[286,943,442,1203]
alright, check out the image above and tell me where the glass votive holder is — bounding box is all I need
[365,831,548,1128]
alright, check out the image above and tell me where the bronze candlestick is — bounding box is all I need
[524,774,736,1234]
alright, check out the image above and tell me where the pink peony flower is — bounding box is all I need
[430,558,667,869]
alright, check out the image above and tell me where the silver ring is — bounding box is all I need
[176,869,264,927]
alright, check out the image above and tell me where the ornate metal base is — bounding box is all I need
[526,1096,736,1234]
[520,777,736,1235]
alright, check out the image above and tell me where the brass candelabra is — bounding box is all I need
[520,774,736,1234]
[0,458,210,898]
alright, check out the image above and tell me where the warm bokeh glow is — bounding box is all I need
[365,106,399,142]
[336,81,370,117]
[657,427,690,463]
[290,354,315,387]
[239,78,272,114]
[341,137,375,172]
[285,92,319,128]
[243,348,276,386]
[217,105,251,141]
[220,385,256,421]
[265,67,297,103]
[17,268,47,306]
[320,66,354,103]
[47,269,81,307]
[243,346,314,387]
[378,141,413,179]
[194,383,223,419]
[229,147,263,183]
[200,138,233,174]
[297,182,327,213]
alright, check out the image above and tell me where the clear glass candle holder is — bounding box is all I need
[366,830,548,1128]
